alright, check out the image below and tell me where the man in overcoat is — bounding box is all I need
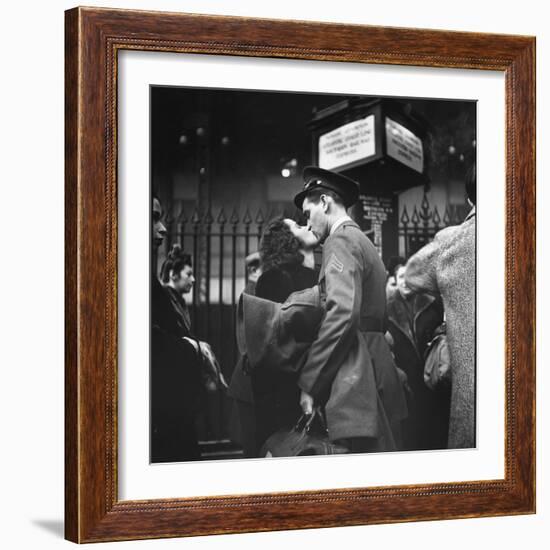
[405,167,476,449]
[294,167,408,452]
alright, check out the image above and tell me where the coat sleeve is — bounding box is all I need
[405,225,459,296]
[404,241,439,296]
[298,232,363,401]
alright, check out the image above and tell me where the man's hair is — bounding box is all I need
[260,217,303,272]
[303,187,345,207]
[465,164,476,206]
[160,244,192,283]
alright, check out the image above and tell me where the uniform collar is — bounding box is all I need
[329,215,353,236]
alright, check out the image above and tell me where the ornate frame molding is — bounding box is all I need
[65,7,535,542]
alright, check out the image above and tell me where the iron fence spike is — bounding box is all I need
[255,208,265,224]
[191,207,201,224]
[205,208,214,225]
[411,205,420,225]
[177,206,187,223]
[433,206,441,226]
[400,205,410,225]
[217,207,227,224]
[443,205,451,225]
[230,207,240,224]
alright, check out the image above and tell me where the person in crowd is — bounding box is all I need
[159,245,195,336]
[150,197,203,462]
[230,217,320,454]
[250,217,320,449]
[255,217,318,300]
[245,251,262,286]
[160,245,226,392]
[405,165,476,449]
[386,262,449,450]
[293,167,408,453]
[385,256,406,300]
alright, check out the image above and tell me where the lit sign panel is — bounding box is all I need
[318,115,375,170]
[385,117,423,173]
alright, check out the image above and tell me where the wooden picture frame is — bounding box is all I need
[65,6,536,543]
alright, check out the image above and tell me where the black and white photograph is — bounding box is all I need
[149,86,476,463]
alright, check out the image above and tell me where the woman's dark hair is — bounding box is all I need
[160,244,192,283]
[260,217,303,272]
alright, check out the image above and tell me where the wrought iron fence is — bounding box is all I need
[398,194,469,257]
[158,196,468,447]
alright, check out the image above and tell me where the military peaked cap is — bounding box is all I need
[294,166,360,209]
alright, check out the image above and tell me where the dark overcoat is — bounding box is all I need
[405,208,476,449]
[252,264,317,447]
[298,220,408,444]
[228,265,317,451]
[151,277,202,462]
[386,291,449,449]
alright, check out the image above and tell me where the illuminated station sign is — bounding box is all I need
[319,115,376,170]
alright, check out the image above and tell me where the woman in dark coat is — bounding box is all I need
[151,247,202,463]
[152,245,225,463]
[251,217,319,449]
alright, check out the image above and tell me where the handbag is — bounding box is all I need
[259,408,349,457]
[423,324,451,391]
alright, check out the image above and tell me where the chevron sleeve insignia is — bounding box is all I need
[327,253,344,273]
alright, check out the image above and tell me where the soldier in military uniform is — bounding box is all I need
[294,167,408,452]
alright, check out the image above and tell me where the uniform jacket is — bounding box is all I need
[298,219,408,443]
[405,208,476,449]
